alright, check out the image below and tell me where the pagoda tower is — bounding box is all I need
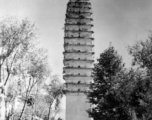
[63,0,94,120]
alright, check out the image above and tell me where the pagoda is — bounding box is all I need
[63,0,94,120]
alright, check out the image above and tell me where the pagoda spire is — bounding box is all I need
[63,0,94,120]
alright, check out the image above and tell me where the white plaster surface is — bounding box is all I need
[70,0,90,4]
[66,93,91,120]
[68,2,91,8]
[64,52,94,60]
[63,68,92,76]
[65,31,92,38]
[66,18,92,24]
[63,76,92,83]
[66,84,89,92]
[67,7,91,13]
[65,1,93,120]
[64,38,93,45]
[64,60,93,68]
[65,45,92,52]
[65,25,92,31]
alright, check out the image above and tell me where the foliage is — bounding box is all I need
[16,75,65,120]
[128,35,152,74]
[128,36,152,119]
[0,17,53,120]
[8,75,65,120]
[0,17,38,120]
[87,45,130,120]
[17,47,51,120]
[0,17,36,86]
[88,40,152,120]
[43,75,65,120]
[34,94,49,119]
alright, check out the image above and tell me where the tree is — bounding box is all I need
[22,75,65,120]
[0,17,52,120]
[114,68,145,120]
[130,76,152,120]
[115,68,152,120]
[43,75,65,120]
[0,17,37,120]
[87,45,130,120]
[33,94,49,119]
[16,48,50,120]
[128,34,152,75]
[127,35,152,119]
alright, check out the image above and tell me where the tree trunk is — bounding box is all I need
[48,102,52,120]
[18,100,27,120]
[19,81,32,120]
[0,92,6,120]
[0,64,5,120]
[131,109,137,120]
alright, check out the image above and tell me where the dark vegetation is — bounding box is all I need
[88,36,152,120]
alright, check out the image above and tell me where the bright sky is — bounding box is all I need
[1,0,152,77]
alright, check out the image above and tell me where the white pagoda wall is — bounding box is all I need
[66,93,90,120]
[67,84,89,92]
[65,32,92,38]
[64,38,93,45]
[65,25,92,31]
[66,18,92,24]
[64,52,94,60]
[70,0,89,2]
[64,0,93,120]
[67,12,92,18]
[67,7,91,12]
[63,68,92,76]
[64,60,93,68]
[63,76,92,83]
[68,3,91,8]
[64,45,92,52]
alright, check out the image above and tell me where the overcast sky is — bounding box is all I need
[0,0,152,77]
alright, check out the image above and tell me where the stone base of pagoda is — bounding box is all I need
[66,92,91,120]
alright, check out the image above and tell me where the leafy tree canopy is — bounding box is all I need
[87,45,130,120]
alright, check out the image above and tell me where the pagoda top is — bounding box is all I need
[70,0,89,2]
